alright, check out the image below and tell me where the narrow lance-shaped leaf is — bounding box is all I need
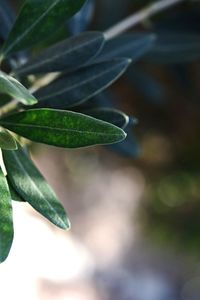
[15,32,105,76]
[96,34,155,62]
[2,0,86,56]
[0,71,37,105]
[83,108,130,129]
[0,109,127,148]
[144,33,200,64]
[34,59,131,109]
[2,145,70,229]
[7,178,25,202]
[0,128,17,150]
[0,168,14,263]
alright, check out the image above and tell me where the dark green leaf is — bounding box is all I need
[145,33,200,63]
[0,168,13,263]
[97,34,155,62]
[84,108,130,129]
[15,32,105,76]
[0,71,37,105]
[7,178,25,202]
[2,146,70,229]
[34,59,131,108]
[2,0,86,56]
[0,128,17,150]
[0,109,127,148]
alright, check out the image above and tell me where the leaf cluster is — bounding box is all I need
[0,0,200,263]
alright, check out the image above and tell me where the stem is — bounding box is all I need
[0,99,19,117]
[104,0,185,40]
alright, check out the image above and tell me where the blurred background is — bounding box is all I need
[1,0,200,299]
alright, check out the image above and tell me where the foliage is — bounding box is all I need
[0,0,200,262]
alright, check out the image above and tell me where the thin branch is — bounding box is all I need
[0,99,19,117]
[104,0,185,40]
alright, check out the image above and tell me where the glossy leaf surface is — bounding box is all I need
[2,146,70,229]
[2,0,86,56]
[0,109,126,148]
[34,59,131,108]
[15,32,105,75]
[0,168,13,263]
[0,71,37,105]
[0,128,17,150]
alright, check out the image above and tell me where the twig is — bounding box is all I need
[104,0,185,40]
[0,99,19,117]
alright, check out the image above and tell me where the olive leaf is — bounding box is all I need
[0,168,14,263]
[0,109,127,148]
[0,71,37,105]
[2,145,70,229]
[2,0,86,56]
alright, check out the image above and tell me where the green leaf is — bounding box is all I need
[2,0,86,56]
[15,32,105,76]
[0,168,13,263]
[0,71,37,105]
[2,146,70,229]
[0,109,127,148]
[7,178,25,202]
[84,108,130,129]
[0,128,17,150]
[34,59,131,109]
[144,33,200,64]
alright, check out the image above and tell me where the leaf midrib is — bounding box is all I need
[38,61,127,101]
[18,34,102,74]
[1,120,122,137]
[11,150,67,228]
[5,0,61,54]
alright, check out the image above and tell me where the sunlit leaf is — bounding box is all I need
[0,168,13,263]
[0,109,126,148]
[2,0,86,56]
[0,128,17,150]
[0,71,37,105]
[2,146,70,229]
